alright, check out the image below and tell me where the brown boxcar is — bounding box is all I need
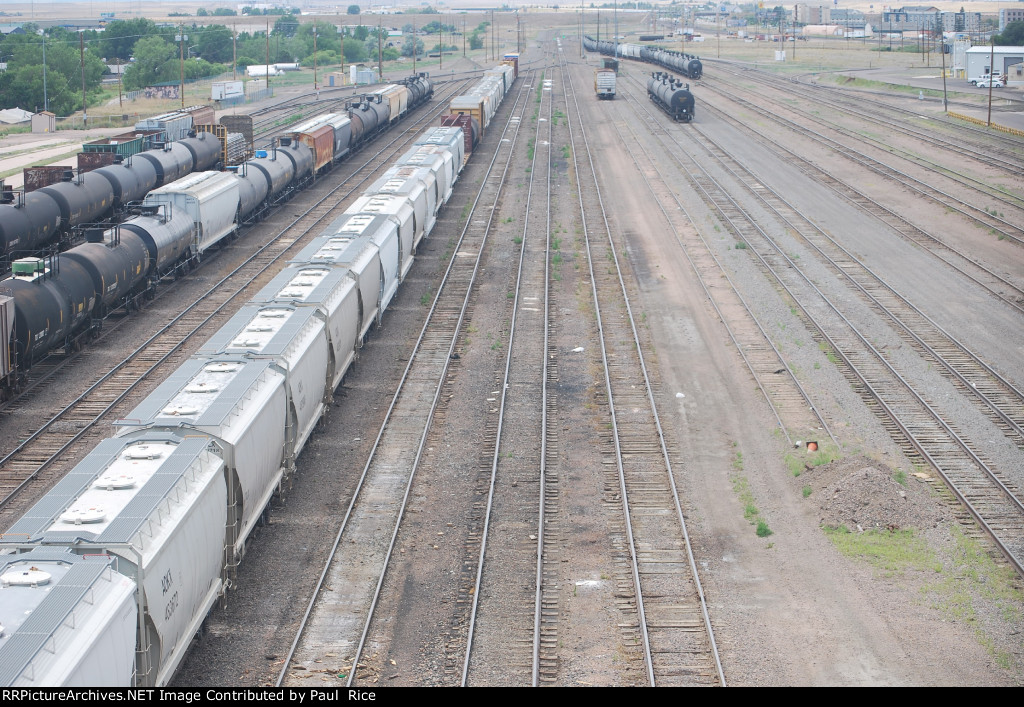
[183,105,216,130]
[440,113,480,157]
[290,124,335,173]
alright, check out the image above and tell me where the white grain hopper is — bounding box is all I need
[4,434,227,687]
[196,304,331,458]
[251,266,361,391]
[114,359,286,566]
[144,171,240,255]
[0,550,137,687]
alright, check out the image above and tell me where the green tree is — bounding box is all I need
[213,8,237,16]
[994,20,1024,45]
[122,35,177,90]
[101,18,161,60]
[347,5,360,14]
[342,37,369,63]
[194,24,234,63]
[274,14,300,38]
[469,31,484,50]
[0,33,105,115]
[401,35,424,58]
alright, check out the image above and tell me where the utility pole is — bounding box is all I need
[313,25,318,97]
[940,37,948,112]
[614,0,618,58]
[232,25,237,81]
[80,32,88,126]
[117,57,122,108]
[439,17,442,70]
[378,17,383,82]
[987,38,994,127]
[42,32,48,112]
[791,5,797,59]
[266,20,271,93]
[179,24,185,109]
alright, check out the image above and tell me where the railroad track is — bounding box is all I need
[694,99,1024,318]
[564,53,725,687]
[458,56,560,686]
[637,77,1024,575]
[0,83,473,526]
[611,74,837,449]
[277,67,539,688]
[699,80,1024,248]
[712,62,1024,178]
[683,122,1024,452]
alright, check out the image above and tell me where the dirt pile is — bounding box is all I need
[804,456,948,531]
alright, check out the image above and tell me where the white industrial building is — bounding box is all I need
[964,45,1024,84]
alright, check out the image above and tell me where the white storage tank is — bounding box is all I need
[345,194,417,279]
[144,171,240,256]
[196,304,330,458]
[5,434,227,687]
[251,266,361,390]
[0,549,137,687]
[291,234,385,341]
[115,358,287,565]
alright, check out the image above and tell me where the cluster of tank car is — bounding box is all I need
[0,74,435,390]
[583,35,703,80]
[0,60,520,687]
[0,132,223,259]
[647,71,696,123]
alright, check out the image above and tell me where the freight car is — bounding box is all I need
[0,131,223,261]
[648,71,695,122]
[0,73,433,271]
[445,58,516,150]
[583,35,703,80]
[0,73,435,393]
[0,61,508,687]
[595,68,617,99]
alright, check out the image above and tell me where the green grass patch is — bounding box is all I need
[824,525,941,575]
[731,469,773,539]
[786,445,840,477]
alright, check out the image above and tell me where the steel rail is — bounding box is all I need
[274,69,538,688]
[565,49,726,687]
[613,73,838,449]
[0,86,471,517]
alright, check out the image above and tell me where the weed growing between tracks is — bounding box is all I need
[730,447,774,539]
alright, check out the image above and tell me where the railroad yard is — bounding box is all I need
[2,8,1024,688]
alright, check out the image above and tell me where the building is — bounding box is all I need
[965,45,1024,84]
[1000,7,1024,32]
[878,6,981,36]
[31,111,55,133]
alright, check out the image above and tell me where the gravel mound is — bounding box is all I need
[806,456,947,531]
